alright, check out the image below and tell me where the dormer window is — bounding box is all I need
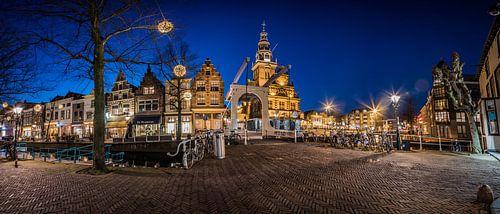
[144,86,155,94]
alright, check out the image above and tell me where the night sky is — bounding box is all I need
[19,0,495,114]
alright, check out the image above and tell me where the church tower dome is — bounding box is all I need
[256,21,273,62]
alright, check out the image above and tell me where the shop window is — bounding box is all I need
[486,99,499,135]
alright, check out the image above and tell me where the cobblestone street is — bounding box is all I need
[0,142,499,213]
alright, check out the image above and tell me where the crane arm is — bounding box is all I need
[232,57,250,84]
[263,64,291,87]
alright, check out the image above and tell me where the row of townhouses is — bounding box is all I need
[0,58,225,141]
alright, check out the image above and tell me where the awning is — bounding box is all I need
[134,115,161,125]
[106,121,128,128]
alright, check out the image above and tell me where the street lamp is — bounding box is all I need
[323,102,333,113]
[34,104,42,140]
[12,106,23,168]
[157,19,174,34]
[390,94,401,150]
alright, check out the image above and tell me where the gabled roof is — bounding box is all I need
[115,69,127,82]
[51,91,84,102]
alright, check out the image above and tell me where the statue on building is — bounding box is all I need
[432,52,481,153]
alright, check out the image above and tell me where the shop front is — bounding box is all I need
[164,114,192,137]
[106,120,128,138]
[134,115,161,136]
[194,113,223,131]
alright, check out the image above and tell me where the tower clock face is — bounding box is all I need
[173,65,186,77]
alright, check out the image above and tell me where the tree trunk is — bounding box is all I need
[176,77,182,141]
[467,112,482,154]
[90,2,106,170]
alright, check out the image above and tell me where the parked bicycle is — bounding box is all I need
[226,130,242,145]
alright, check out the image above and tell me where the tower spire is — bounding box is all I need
[262,20,266,32]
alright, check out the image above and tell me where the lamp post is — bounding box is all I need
[173,64,186,141]
[390,94,401,150]
[12,106,23,168]
[34,104,42,141]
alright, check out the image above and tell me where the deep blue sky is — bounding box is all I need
[23,0,495,114]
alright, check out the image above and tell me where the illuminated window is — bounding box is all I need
[144,87,155,95]
[435,111,449,122]
[112,105,119,115]
[210,93,218,105]
[210,81,220,91]
[138,99,159,112]
[434,99,448,110]
[456,112,466,123]
[433,87,446,97]
[196,81,205,91]
[123,104,130,114]
[197,94,205,105]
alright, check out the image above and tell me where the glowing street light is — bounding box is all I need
[390,93,401,150]
[322,100,334,114]
[12,106,23,168]
[157,19,174,33]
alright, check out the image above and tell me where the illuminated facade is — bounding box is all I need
[44,92,84,141]
[164,76,192,137]
[248,23,301,130]
[340,108,377,131]
[134,65,165,137]
[106,70,136,138]
[418,67,480,140]
[301,110,335,135]
[191,58,225,132]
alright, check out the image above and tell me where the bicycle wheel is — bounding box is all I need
[182,150,194,169]
[197,144,205,161]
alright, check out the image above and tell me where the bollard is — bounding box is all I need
[294,130,297,144]
[419,134,422,151]
[215,133,225,159]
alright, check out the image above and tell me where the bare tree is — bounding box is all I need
[0,21,51,100]
[156,38,198,141]
[13,0,171,171]
[433,52,481,153]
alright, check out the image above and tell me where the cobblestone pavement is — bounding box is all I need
[0,142,499,213]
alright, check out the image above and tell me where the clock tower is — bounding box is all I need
[251,21,278,87]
